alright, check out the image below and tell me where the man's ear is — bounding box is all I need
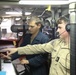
[38,23,41,28]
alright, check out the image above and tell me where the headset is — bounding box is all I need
[65,23,70,32]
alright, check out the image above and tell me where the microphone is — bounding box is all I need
[56,31,66,38]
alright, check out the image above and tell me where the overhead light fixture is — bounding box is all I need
[5,12,31,15]
[3,18,9,21]
[15,17,21,20]
[25,12,31,15]
[19,0,76,5]
[6,12,22,15]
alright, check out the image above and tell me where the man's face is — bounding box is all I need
[28,21,40,34]
[57,21,69,39]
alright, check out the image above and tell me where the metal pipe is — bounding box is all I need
[69,2,76,75]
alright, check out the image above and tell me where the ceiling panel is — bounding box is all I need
[0,0,69,18]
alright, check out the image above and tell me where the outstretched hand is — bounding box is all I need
[0,53,11,60]
[0,48,17,56]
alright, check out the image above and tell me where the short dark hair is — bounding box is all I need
[57,16,69,25]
